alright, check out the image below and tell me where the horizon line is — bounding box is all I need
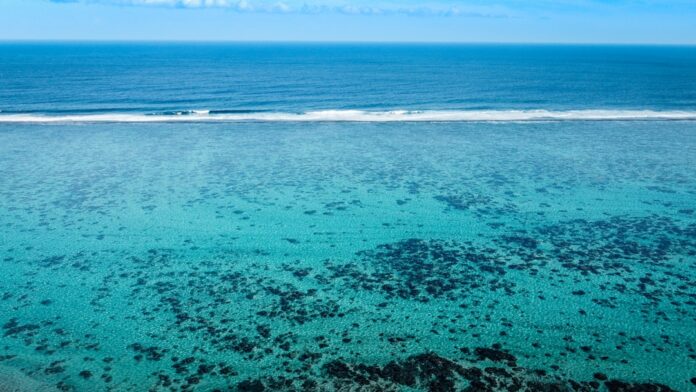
[1,39,695,46]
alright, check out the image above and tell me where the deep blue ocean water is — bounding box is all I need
[0,44,695,391]
[2,43,696,116]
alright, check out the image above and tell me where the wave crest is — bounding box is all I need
[1,109,696,123]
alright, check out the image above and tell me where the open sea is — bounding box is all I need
[0,43,695,391]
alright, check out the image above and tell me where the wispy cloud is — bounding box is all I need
[47,0,513,17]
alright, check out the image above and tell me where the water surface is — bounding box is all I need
[0,44,695,391]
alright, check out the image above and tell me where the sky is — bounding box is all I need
[0,0,695,43]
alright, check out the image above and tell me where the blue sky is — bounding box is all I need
[0,0,695,43]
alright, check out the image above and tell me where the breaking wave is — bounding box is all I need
[1,109,696,123]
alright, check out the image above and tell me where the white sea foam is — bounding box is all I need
[1,109,696,123]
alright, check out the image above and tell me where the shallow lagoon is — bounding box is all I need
[0,121,694,391]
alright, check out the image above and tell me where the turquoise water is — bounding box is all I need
[0,44,696,391]
[0,121,694,391]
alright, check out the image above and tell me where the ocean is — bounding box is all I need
[0,43,695,391]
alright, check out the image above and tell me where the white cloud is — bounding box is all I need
[107,0,291,12]
[48,0,512,17]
